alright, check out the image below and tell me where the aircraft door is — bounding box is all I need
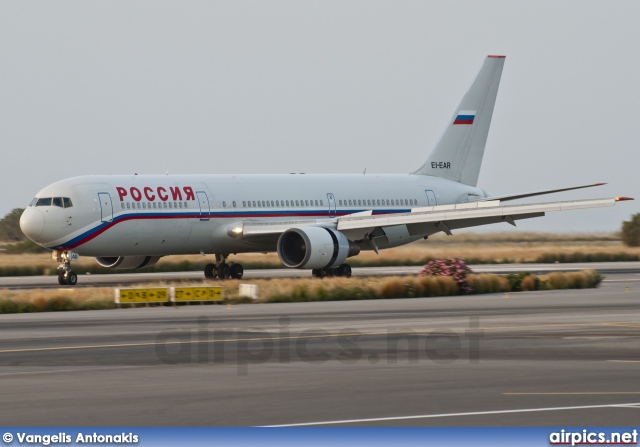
[98,193,113,222]
[327,193,336,218]
[197,191,210,221]
[425,190,438,206]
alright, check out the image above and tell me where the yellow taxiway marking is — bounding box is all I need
[605,322,640,328]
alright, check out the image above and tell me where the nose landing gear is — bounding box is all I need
[204,253,244,280]
[53,251,78,286]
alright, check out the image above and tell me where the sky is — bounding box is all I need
[1,1,638,232]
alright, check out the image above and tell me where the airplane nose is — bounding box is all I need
[20,207,45,241]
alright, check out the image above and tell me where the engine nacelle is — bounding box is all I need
[95,256,161,269]
[277,227,359,269]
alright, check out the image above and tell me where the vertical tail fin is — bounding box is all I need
[412,55,505,186]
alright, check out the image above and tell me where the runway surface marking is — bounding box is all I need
[504,392,640,395]
[1,320,637,355]
[608,360,640,363]
[262,402,640,427]
[0,329,472,354]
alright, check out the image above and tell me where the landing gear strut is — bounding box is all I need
[54,251,78,286]
[204,254,243,280]
[312,263,352,278]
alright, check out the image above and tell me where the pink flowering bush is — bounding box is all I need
[418,258,473,293]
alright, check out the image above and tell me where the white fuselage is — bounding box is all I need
[21,173,485,257]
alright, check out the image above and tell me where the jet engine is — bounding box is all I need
[277,227,360,269]
[95,256,162,269]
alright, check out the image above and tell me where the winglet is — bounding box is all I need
[616,197,634,201]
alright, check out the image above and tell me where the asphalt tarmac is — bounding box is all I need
[1,271,639,426]
[2,262,640,289]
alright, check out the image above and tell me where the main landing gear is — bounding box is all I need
[204,253,244,280]
[312,263,352,278]
[54,251,78,286]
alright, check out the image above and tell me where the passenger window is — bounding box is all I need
[36,198,52,207]
[367,200,371,206]
[126,203,131,209]
[276,200,280,207]
[142,203,146,209]
[320,200,323,206]
[233,201,236,207]
[242,201,246,207]
[168,202,173,209]
[121,203,125,209]
[163,202,167,209]
[339,200,342,206]
[295,200,299,206]
[222,201,226,208]
[357,200,361,206]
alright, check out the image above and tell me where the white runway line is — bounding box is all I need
[261,402,640,427]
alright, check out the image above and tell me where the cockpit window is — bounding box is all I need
[34,197,73,208]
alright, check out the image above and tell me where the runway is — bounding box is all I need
[2,261,640,290]
[1,273,639,426]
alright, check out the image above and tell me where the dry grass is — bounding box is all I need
[0,269,603,313]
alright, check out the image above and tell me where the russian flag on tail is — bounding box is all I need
[453,110,476,125]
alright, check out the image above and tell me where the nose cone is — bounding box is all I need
[20,208,45,242]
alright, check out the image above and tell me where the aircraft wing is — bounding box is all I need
[335,197,632,241]
[482,182,606,202]
[238,197,631,243]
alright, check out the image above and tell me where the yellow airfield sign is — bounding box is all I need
[173,286,223,302]
[116,288,169,304]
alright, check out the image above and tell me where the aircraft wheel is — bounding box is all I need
[338,264,352,278]
[218,263,231,280]
[230,263,243,279]
[58,272,67,285]
[204,263,217,279]
[66,271,78,286]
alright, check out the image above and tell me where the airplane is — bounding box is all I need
[19,55,632,286]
